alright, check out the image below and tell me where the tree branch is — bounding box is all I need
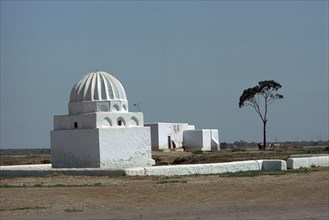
[251,98,265,122]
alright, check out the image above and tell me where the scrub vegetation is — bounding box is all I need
[0,144,328,166]
[153,145,328,165]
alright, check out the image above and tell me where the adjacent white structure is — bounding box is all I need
[51,71,155,169]
[183,129,220,151]
[145,123,220,151]
[145,123,194,150]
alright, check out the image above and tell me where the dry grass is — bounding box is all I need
[153,146,328,165]
[0,169,328,219]
[1,146,327,166]
[0,154,51,166]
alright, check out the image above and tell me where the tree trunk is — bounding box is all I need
[263,120,267,150]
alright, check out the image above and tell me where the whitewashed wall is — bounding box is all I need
[99,127,155,169]
[51,129,100,168]
[183,129,220,151]
[54,112,143,130]
[145,123,195,150]
[51,127,154,169]
[145,124,160,150]
[211,129,220,151]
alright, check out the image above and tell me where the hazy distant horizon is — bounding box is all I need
[2,140,328,150]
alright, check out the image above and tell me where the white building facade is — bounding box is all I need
[145,123,195,150]
[51,71,155,169]
[145,123,220,152]
[183,129,220,151]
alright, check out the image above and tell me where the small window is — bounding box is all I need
[74,122,78,128]
[117,118,125,126]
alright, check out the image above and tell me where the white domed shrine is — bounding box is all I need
[51,71,155,168]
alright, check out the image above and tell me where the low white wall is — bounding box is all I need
[125,160,263,176]
[287,156,329,169]
[0,164,51,170]
[0,159,289,177]
[289,154,328,158]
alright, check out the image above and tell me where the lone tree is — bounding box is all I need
[239,80,283,150]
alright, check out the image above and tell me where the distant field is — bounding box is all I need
[0,146,328,166]
[0,149,50,156]
[0,149,51,166]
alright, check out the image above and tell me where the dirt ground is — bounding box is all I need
[1,148,329,219]
[1,168,329,220]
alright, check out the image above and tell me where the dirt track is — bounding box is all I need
[1,169,328,220]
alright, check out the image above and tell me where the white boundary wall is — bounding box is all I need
[5,156,329,177]
[0,160,287,177]
[287,156,329,169]
[126,160,287,176]
[125,160,264,176]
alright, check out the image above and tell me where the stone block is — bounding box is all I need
[262,160,287,170]
[287,156,329,169]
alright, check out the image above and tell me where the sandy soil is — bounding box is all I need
[1,169,328,220]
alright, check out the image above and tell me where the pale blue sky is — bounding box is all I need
[1,1,328,148]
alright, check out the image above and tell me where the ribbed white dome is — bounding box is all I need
[70,71,127,103]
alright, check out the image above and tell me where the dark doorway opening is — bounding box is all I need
[168,136,171,149]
